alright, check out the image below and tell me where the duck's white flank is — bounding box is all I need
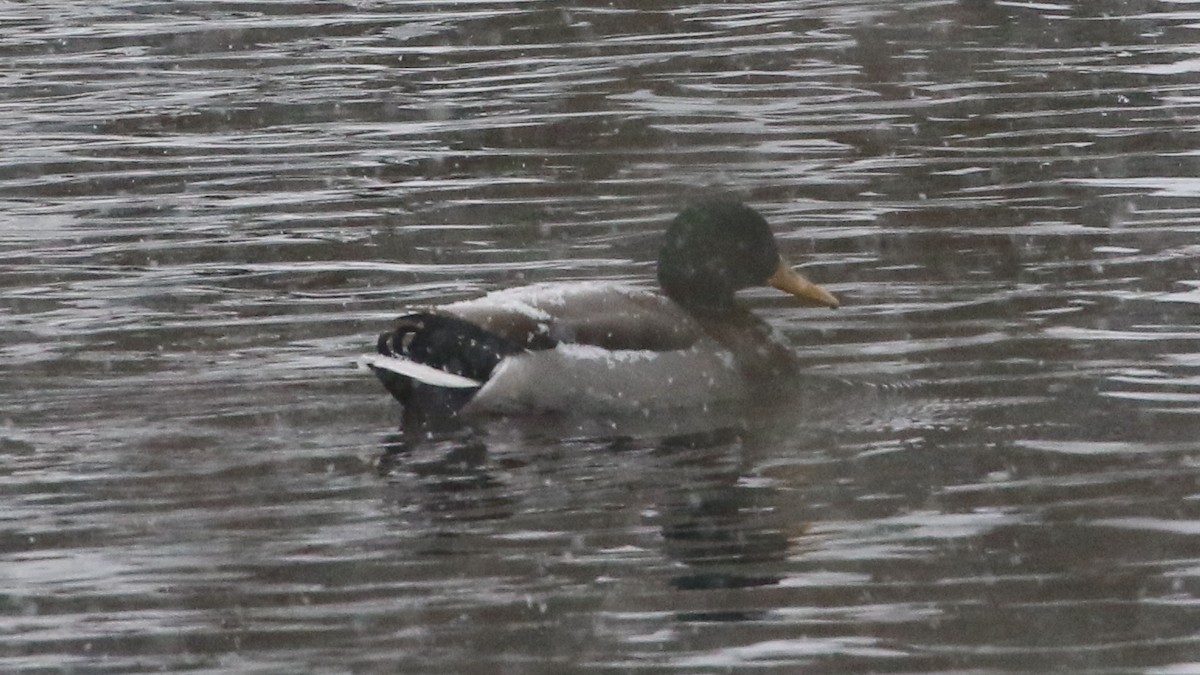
[358,354,481,389]
[464,341,745,414]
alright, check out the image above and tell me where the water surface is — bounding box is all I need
[4,1,1200,672]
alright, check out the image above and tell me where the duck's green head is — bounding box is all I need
[657,198,839,312]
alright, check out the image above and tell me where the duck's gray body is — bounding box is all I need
[364,282,779,415]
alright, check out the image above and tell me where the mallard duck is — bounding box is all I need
[361,198,839,420]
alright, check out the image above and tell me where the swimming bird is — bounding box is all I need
[361,198,839,421]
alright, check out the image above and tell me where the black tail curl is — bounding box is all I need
[377,312,523,382]
[372,313,525,420]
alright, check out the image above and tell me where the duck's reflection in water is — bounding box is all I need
[654,426,797,606]
[376,404,816,611]
[377,422,519,523]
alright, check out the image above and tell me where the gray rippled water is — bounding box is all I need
[4,0,1200,672]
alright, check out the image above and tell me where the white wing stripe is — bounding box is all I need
[358,354,482,389]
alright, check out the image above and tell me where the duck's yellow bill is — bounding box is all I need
[768,259,840,309]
